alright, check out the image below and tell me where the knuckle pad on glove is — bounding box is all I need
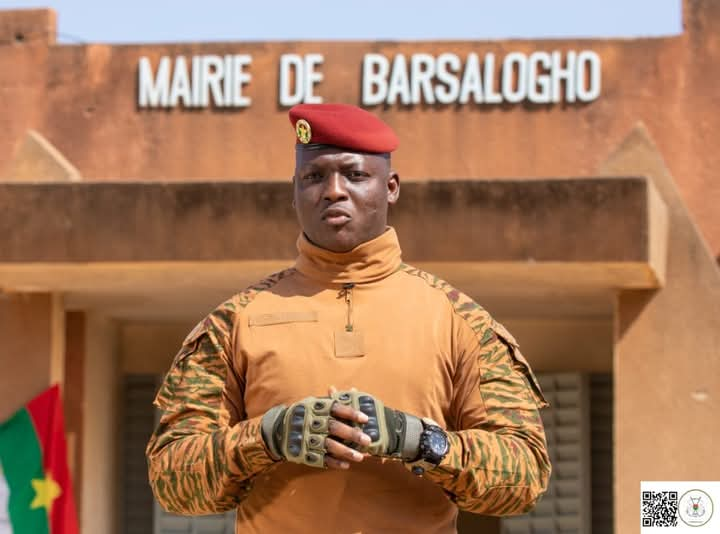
[358,395,380,442]
[280,396,332,469]
[331,390,394,456]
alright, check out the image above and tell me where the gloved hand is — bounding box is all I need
[330,390,424,461]
[260,395,371,469]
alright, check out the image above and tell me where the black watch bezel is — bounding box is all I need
[418,424,449,466]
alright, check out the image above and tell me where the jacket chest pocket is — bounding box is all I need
[246,310,325,363]
[248,310,319,326]
[243,310,332,414]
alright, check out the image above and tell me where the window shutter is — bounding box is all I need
[153,506,236,534]
[501,373,592,534]
[590,373,613,534]
[121,375,158,534]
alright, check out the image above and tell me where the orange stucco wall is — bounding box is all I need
[0,293,63,420]
[0,1,718,258]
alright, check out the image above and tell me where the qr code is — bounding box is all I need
[642,491,679,527]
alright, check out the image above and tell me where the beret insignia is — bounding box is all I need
[296,119,312,144]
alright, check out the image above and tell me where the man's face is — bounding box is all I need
[293,147,400,253]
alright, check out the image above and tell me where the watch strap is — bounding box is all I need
[406,419,449,475]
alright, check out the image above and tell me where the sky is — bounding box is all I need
[3,0,683,44]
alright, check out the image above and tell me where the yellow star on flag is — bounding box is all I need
[30,473,62,511]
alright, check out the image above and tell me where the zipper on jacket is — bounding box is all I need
[341,283,355,332]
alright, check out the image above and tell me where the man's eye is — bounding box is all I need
[303,173,322,181]
[347,171,369,179]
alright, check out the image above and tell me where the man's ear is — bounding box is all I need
[387,171,400,205]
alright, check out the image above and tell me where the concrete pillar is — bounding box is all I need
[81,313,119,534]
[64,312,85,519]
[0,292,65,421]
[599,125,720,534]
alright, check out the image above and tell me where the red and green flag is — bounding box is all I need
[0,385,78,534]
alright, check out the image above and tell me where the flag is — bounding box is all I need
[0,385,79,534]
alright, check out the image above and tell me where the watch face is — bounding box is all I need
[428,430,448,455]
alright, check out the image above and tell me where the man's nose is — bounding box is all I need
[323,172,349,202]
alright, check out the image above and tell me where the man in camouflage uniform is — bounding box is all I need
[146,103,551,533]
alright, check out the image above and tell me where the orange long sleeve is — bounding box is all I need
[146,303,277,515]
[422,325,551,515]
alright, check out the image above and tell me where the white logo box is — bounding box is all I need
[641,481,720,533]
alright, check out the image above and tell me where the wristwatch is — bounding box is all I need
[409,421,449,476]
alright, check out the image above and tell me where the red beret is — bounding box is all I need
[288,103,399,154]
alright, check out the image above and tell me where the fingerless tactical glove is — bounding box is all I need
[260,396,334,468]
[330,390,424,461]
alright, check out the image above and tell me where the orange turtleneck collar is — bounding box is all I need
[294,227,403,284]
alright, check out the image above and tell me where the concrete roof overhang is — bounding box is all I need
[0,177,667,320]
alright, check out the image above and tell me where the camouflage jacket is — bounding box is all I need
[146,228,551,531]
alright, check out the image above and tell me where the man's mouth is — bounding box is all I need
[321,208,351,225]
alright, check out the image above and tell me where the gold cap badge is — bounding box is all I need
[296,119,312,144]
